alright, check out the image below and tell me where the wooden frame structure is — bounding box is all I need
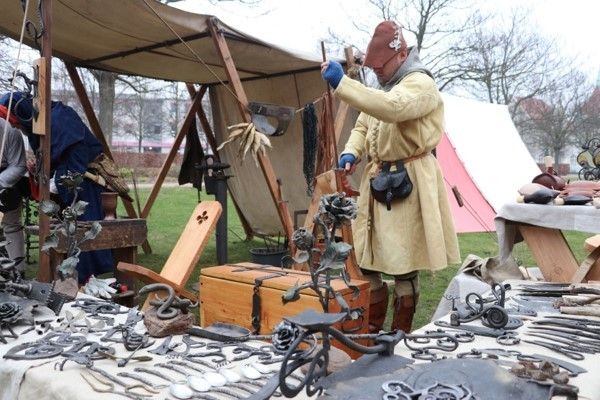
[29,2,335,279]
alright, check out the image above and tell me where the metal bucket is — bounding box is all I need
[249,247,289,267]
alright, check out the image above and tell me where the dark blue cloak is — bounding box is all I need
[1,92,113,283]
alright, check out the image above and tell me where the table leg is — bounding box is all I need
[112,247,136,307]
[518,225,579,282]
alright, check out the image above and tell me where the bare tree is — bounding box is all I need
[442,9,568,113]
[327,0,480,86]
[113,77,170,153]
[89,70,117,145]
[514,71,594,164]
[580,87,600,144]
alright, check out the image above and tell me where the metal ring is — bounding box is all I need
[454,331,475,343]
[457,349,482,359]
[496,333,520,346]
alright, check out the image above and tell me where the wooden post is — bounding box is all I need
[333,47,356,144]
[185,83,254,239]
[65,63,152,254]
[36,0,53,282]
[208,17,295,251]
[140,91,203,219]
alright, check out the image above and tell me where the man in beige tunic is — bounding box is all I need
[321,21,460,332]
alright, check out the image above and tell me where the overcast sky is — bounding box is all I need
[175,0,600,83]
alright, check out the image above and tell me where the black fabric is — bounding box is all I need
[301,103,318,196]
[0,176,29,212]
[370,161,413,210]
[178,118,204,189]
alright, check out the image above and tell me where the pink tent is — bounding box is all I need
[437,94,541,233]
[437,134,496,232]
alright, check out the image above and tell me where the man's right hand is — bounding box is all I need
[338,153,356,174]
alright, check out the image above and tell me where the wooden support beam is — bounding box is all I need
[334,47,356,145]
[37,0,53,282]
[207,17,295,249]
[65,64,111,154]
[65,62,152,255]
[334,171,362,280]
[185,83,254,239]
[140,91,203,219]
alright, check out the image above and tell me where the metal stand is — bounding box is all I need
[197,157,231,265]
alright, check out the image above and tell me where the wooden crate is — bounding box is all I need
[200,263,370,358]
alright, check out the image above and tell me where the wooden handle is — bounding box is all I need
[560,306,600,317]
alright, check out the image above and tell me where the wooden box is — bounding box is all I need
[200,263,370,358]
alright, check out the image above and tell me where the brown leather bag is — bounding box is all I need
[532,171,566,190]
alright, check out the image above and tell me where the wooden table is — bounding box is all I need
[26,218,147,287]
[392,280,600,399]
[495,203,600,283]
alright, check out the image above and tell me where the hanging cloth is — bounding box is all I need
[302,103,318,196]
[315,92,336,176]
[178,118,204,189]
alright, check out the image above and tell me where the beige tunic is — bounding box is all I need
[335,72,460,275]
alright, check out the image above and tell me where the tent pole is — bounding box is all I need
[333,48,357,145]
[36,0,53,282]
[140,90,203,219]
[185,83,254,240]
[207,17,295,251]
[64,62,152,254]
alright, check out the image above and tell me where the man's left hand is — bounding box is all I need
[321,61,344,89]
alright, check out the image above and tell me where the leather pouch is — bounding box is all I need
[370,161,412,210]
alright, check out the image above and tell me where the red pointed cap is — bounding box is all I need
[363,21,406,68]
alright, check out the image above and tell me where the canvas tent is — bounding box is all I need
[0,0,539,248]
[438,94,541,232]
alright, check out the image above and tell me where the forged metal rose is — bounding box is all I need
[292,228,314,251]
[271,320,301,354]
[57,172,84,193]
[319,193,357,226]
[0,302,22,323]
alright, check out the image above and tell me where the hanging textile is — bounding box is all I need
[302,103,318,196]
[178,118,204,189]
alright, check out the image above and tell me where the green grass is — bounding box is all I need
[31,186,595,330]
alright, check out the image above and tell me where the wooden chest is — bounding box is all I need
[200,263,370,358]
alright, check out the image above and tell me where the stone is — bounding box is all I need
[143,307,195,337]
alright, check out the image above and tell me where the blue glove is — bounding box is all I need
[322,61,344,89]
[338,153,356,170]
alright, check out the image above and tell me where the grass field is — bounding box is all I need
[86,186,592,329]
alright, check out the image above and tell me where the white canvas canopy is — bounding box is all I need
[0,0,323,83]
[0,0,539,236]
